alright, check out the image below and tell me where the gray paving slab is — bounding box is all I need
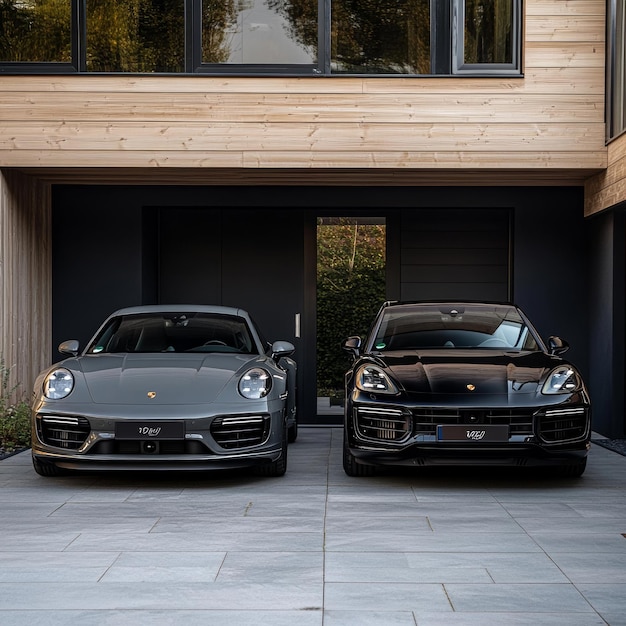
[0,427,625,625]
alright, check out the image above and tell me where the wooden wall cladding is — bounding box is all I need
[0,0,608,186]
[0,170,52,397]
[585,134,626,216]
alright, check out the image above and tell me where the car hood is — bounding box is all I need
[376,350,560,395]
[67,353,263,404]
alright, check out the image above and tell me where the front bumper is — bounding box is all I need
[345,394,591,469]
[32,405,287,472]
[347,440,590,469]
[32,446,285,472]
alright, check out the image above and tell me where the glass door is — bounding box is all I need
[316,216,386,417]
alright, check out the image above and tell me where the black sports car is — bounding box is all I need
[342,301,591,477]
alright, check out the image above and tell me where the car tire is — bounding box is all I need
[343,439,376,477]
[556,458,587,478]
[32,456,66,477]
[255,424,288,477]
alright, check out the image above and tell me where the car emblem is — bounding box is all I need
[466,384,476,391]
[147,391,157,399]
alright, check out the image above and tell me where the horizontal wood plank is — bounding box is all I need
[525,16,605,42]
[0,121,606,153]
[0,67,604,94]
[526,0,605,16]
[0,150,607,171]
[0,92,604,124]
[524,42,605,68]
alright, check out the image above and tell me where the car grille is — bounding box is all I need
[354,405,589,444]
[413,408,534,436]
[354,406,535,443]
[537,407,588,442]
[210,415,271,449]
[38,415,91,450]
[354,407,412,442]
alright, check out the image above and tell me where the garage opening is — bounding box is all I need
[316,217,386,416]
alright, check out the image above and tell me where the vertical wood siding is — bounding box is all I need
[0,170,51,400]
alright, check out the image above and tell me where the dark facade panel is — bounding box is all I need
[400,208,510,302]
[50,185,601,429]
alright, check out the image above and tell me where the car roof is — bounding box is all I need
[379,301,519,313]
[383,300,515,308]
[108,304,250,318]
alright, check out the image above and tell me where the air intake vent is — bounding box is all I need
[210,415,271,449]
[539,408,588,442]
[355,407,411,442]
[38,415,90,450]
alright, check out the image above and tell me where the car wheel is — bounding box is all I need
[255,424,288,477]
[288,420,298,443]
[32,456,66,477]
[343,439,376,477]
[556,458,587,478]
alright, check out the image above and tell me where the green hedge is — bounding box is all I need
[316,222,386,394]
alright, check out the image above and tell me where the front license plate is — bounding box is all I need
[115,421,185,440]
[437,425,509,442]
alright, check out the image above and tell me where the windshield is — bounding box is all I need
[87,312,258,354]
[372,304,540,351]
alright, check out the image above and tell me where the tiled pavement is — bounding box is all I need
[1,427,625,625]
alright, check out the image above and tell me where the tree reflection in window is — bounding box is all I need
[331,0,431,74]
[86,0,185,72]
[0,0,72,62]
[464,0,512,65]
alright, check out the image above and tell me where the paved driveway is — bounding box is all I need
[1,428,625,625]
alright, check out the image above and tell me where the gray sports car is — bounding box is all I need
[31,305,297,477]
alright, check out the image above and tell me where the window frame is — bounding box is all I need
[452,0,522,75]
[607,0,626,141]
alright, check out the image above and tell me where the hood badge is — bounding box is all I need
[147,391,157,399]
[466,384,476,392]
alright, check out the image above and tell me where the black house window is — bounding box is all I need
[0,0,522,76]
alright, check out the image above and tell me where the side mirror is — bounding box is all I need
[59,339,80,357]
[547,336,569,356]
[271,340,295,361]
[342,336,362,358]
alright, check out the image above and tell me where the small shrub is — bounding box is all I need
[0,358,32,452]
[0,401,31,451]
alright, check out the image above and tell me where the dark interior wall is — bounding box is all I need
[587,209,625,437]
[52,183,588,352]
[51,191,145,351]
[52,187,309,349]
[398,208,511,302]
[510,187,589,375]
[51,184,594,423]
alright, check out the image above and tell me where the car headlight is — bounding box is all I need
[355,365,399,395]
[542,366,582,394]
[239,368,272,399]
[44,368,74,399]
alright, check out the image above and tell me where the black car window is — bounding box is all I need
[88,312,258,354]
[374,305,539,351]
